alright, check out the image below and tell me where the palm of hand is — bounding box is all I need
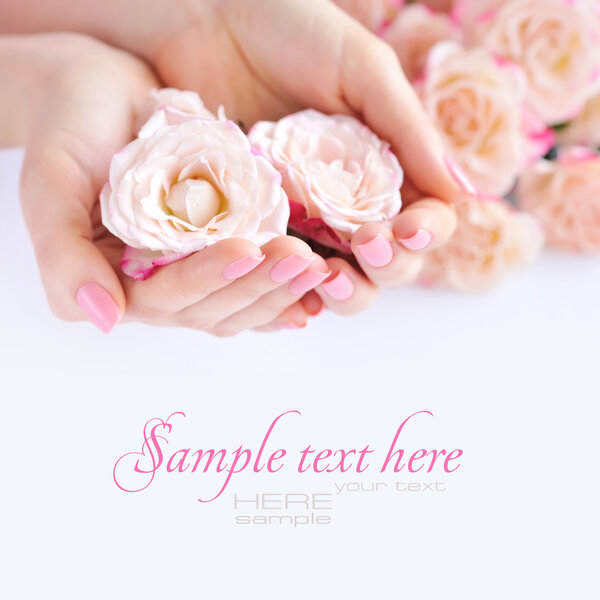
[153,0,357,127]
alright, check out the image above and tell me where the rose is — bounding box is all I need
[418,42,554,196]
[421,197,544,292]
[100,90,289,280]
[135,87,217,130]
[382,3,460,82]
[516,148,600,253]
[454,0,600,125]
[333,0,404,30]
[556,91,600,148]
[248,109,403,253]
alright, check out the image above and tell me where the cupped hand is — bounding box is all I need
[19,33,326,335]
[149,0,467,310]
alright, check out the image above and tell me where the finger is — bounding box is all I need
[300,290,325,316]
[20,145,124,333]
[392,198,458,253]
[177,236,316,330]
[252,302,313,334]
[123,238,265,316]
[351,224,424,289]
[315,257,379,316]
[340,31,476,203]
[212,259,330,336]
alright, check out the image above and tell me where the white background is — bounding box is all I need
[0,147,599,599]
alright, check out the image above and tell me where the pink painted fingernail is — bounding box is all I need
[289,269,331,296]
[356,234,393,267]
[75,283,121,334]
[399,229,432,251]
[270,254,314,282]
[222,254,265,280]
[445,157,477,197]
[322,272,354,301]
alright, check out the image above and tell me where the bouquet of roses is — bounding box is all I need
[101,0,600,292]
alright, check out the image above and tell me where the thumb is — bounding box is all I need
[340,29,476,203]
[20,145,124,333]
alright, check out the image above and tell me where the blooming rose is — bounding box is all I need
[418,42,554,196]
[382,4,460,82]
[248,109,403,252]
[333,0,404,31]
[516,147,600,253]
[421,197,544,292]
[454,0,600,125]
[101,90,289,280]
[557,90,600,148]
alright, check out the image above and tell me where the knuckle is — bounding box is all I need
[265,235,313,259]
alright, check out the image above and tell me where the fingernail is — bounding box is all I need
[222,254,265,280]
[445,157,477,197]
[322,272,354,301]
[277,322,307,330]
[75,283,121,334]
[289,269,331,296]
[399,229,432,251]
[270,254,314,282]
[356,234,393,267]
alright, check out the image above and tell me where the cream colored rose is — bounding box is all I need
[421,198,544,292]
[333,0,403,30]
[455,0,600,125]
[248,109,403,252]
[557,91,600,148]
[382,4,460,82]
[101,91,289,280]
[419,42,553,196]
[516,148,600,253]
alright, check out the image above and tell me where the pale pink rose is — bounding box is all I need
[101,91,289,281]
[248,109,403,253]
[333,0,404,31]
[417,0,457,14]
[557,90,600,148]
[421,197,544,292]
[135,87,216,131]
[382,4,461,82]
[516,147,600,253]
[418,42,554,196]
[454,0,600,125]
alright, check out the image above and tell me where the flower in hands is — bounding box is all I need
[249,109,403,253]
[455,0,600,125]
[101,90,289,280]
[418,42,553,197]
[421,197,543,292]
[517,148,600,253]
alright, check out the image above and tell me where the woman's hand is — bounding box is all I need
[144,0,466,309]
[10,34,330,335]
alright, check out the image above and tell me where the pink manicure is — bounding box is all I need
[289,269,331,296]
[222,254,265,280]
[445,157,477,197]
[75,283,120,334]
[356,234,393,267]
[270,254,314,282]
[399,229,432,251]
[322,272,354,301]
